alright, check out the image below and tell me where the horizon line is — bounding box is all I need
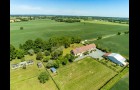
[10,14,129,18]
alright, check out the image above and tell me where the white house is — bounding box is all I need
[71,44,96,56]
[103,53,126,66]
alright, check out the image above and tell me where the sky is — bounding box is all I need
[10,0,129,17]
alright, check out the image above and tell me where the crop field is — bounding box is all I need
[10,19,129,47]
[94,34,129,58]
[110,73,129,90]
[52,57,117,90]
[10,55,58,90]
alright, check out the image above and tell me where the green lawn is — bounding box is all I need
[10,55,58,90]
[52,57,117,90]
[110,73,129,90]
[10,19,129,47]
[94,34,129,58]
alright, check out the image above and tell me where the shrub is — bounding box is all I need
[21,57,25,62]
[20,27,23,30]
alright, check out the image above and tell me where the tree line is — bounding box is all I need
[10,36,81,61]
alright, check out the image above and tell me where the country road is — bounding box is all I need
[83,33,125,42]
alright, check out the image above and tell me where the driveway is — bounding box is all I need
[74,48,105,61]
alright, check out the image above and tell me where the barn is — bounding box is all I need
[71,44,96,56]
[103,53,126,66]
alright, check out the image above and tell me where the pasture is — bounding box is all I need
[52,57,117,90]
[94,34,129,58]
[10,55,58,90]
[110,73,129,90]
[10,19,129,47]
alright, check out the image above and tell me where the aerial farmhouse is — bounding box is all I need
[103,53,126,66]
[71,44,96,56]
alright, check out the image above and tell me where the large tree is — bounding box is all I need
[38,72,49,84]
[10,44,16,61]
[36,52,43,60]
[16,49,25,59]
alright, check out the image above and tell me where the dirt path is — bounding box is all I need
[84,33,125,42]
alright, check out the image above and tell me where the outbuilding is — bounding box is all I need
[37,62,42,68]
[50,67,57,73]
[103,53,126,66]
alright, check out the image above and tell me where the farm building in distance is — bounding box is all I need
[71,44,96,56]
[103,53,126,66]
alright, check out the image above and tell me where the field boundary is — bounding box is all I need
[42,62,60,90]
[99,65,129,90]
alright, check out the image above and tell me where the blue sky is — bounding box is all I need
[10,0,129,17]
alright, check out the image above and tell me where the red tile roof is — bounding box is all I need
[103,53,112,57]
[72,44,96,55]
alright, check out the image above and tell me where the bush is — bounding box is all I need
[21,57,25,62]
[38,72,49,84]
[117,32,121,35]
[20,27,23,30]
[97,36,102,40]
[43,56,50,62]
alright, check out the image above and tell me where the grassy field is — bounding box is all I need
[10,55,58,90]
[94,34,129,58]
[10,19,129,47]
[52,57,117,90]
[110,73,129,90]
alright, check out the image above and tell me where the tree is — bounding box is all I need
[69,54,75,62]
[10,44,16,61]
[16,49,24,59]
[36,52,43,60]
[97,36,102,40]
[124,31,129,34]
[54,60,60,68]
[20,27,23,30]
[43,56,50,62]
[62,58,68,65]
[117,32,121,35]
[28,49,34,56]
[46,60,55,68]
[38,72,49,84]
[44,50,50,56]
[34,38,44,49]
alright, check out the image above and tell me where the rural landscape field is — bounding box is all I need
[10,0,129,90]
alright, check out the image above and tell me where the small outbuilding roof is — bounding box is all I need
[50,67,56,73]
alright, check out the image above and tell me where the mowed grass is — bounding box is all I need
[110,73,129,90]
[52,57,117,90]
[94,34,129,58]
[10,19,129,47]
[10,55,58,90]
